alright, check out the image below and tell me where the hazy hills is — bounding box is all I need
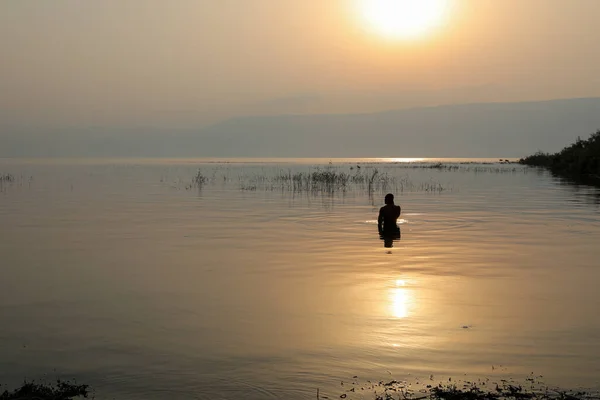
[3,97,600,158]
[195,97,600,158]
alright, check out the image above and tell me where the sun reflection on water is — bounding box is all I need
[381,157,426,163]
[390,279,414,318]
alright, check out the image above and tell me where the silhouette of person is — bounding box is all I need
[378,193,401,248]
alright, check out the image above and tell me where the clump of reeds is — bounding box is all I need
[185,169,209,190]
[272,167,353,193]
[0,173,18,193]
[0,173,14,183]
[193,169,208,186]
[0,380,89,400]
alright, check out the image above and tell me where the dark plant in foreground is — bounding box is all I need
[0,380,89,400]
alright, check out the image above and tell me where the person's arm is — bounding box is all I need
[378,208,384,233]
[395,205,401,219]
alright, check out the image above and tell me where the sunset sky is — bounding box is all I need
[1,0,599,131]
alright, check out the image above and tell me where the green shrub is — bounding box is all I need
[519,130,600,177]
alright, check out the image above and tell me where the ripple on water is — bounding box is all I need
[2,159,600,398]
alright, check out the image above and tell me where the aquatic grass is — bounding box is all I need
[175,161,533,196]
[271,167,353,193]
[269,166,405,195]
[0,173,16,191]
[185,169,209,190]
[0,173,32,192]
[193,169,208,186]
[180,164,451,196]
[0,173,15,183]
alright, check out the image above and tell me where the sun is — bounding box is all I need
[356,0,451,40]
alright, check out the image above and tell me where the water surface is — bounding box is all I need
[1,158,599,399]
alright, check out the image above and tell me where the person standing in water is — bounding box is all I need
[378,193,401,237]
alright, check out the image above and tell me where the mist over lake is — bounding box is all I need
[4,98,600,158]
[1,158,599,399]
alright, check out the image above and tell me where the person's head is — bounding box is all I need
[384,193,394,205]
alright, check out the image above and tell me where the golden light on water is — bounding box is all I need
[356,0,451,40]
[390,279,413,318]
[382,158,426,163]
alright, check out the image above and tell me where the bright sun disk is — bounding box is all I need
[358,0,450,40]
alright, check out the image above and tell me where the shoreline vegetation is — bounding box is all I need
[519,130,600,181]
[3,376,599,400]
[333,376,600,400]
[1,381,88,400]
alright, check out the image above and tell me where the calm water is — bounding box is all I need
[1,158,599,399]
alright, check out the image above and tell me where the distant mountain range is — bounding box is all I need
[3,97,600,158]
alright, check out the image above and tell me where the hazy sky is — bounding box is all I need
[2,0,600,131]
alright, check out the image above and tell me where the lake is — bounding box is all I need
[1,158,599,399]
